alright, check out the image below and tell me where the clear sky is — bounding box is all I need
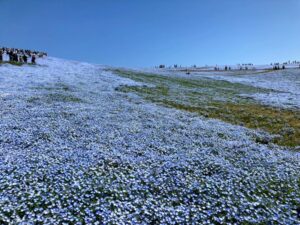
[0,0,299,67]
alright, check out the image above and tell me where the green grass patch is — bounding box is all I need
[160,100,300,147]
[27,93,83,104]
[29,83,81,104]
[0,61,35,66]
[46,93,82,103]
[113,69,300,148]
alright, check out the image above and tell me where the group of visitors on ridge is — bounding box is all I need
[0,47,47,65]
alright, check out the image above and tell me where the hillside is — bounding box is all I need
[0,57,299,224]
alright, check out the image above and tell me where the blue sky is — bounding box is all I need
[0,0,299,67]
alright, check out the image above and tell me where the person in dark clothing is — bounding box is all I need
[31,55,36,64]
[0,50,3,62]
[13,53,18,62]
[23,55,28,63]
[8,51,13,62]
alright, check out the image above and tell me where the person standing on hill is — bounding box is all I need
[8,51,13,62]
[0,49,3,62]
[13,52,18,62]
[31,55,36,64]
[23,55,28,63]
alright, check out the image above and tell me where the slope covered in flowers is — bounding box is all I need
[0,58,299,224]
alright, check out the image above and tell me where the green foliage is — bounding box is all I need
[0,61,35,66]
[113,69,300,148]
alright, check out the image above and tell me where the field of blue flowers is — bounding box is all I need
[0,57,299,224]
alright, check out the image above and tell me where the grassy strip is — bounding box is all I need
[28,83,81,104]
[32,83,75,92]
[0,61,35,66]
[28,93,83,104]
[113,69,300,148]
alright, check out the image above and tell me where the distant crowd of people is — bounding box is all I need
[0,47,47,64]
[158,61,300,71]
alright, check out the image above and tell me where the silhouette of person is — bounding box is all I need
[31,55,36,64]
[13,53,18,62]
[23,55,28,63]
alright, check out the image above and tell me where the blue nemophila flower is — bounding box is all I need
[0,57,299,224]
